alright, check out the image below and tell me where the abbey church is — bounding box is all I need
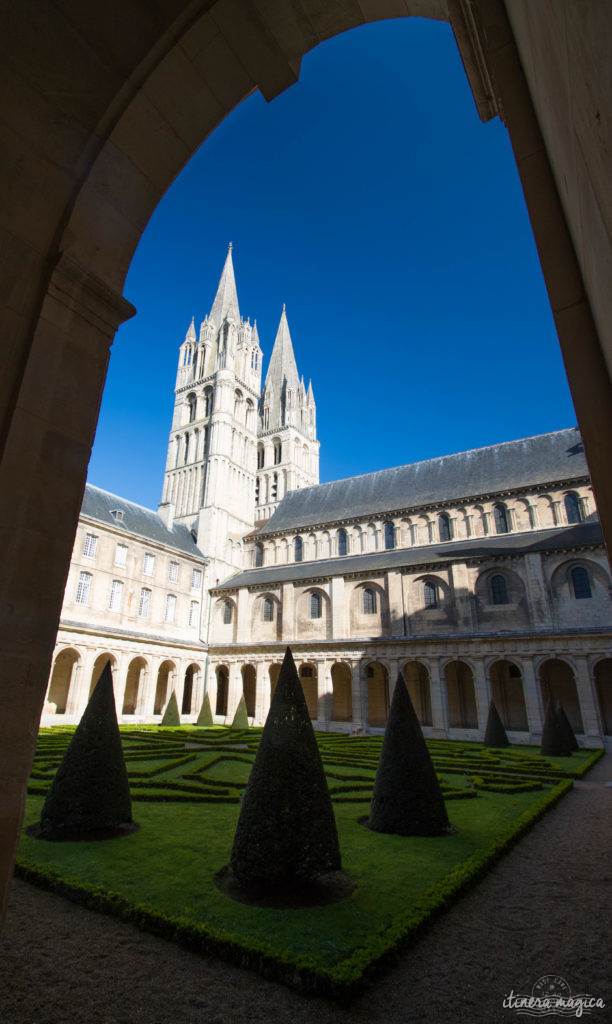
[43,249,612,750]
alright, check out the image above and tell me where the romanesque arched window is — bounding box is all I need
[424,581,438,608]
[294,536,303,562]
[271,472,278,500]
[493,503,509,534]
[254,542,263,568]
[274,440,282,465]
[439,512,452,542]
[310,592,322,619]
[491,574,509,605]
[363,587,376,614]
[338,528,347,556]
[187,393,196,422]
[257,444,264,469]
[564,492,583,524]
[571,566,592,599]
[262,596,274,622]
[384,521,395,550]
[223,601,232,624]
[204,387,213,417]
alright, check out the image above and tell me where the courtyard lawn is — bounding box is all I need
[16,729,602,996]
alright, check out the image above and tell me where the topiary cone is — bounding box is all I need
[540,700,572,756]
[368,674,450,836]
[231,694,249,730]
[556,700,579,752]
[483,700,509,748]
[37,661,132,839]
[196,692,214,727]
[160,690,180,726]
[230,647,341,889]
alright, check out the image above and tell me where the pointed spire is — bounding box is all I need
[307,379,315,402]
[264,305,300,393]
[251,319,261,347]
[209,243,240,326]
[185,317,196,342]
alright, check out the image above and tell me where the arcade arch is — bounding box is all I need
[47,649,80,714]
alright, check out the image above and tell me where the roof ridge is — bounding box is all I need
[85,482,162,518]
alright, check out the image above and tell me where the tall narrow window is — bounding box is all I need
[165,594,176,622]
[223,601,232,624]
[204,388,213,416]
[564,492,583,524]
[189,600,199,627]
[257,445,264,469]
[363,587,376,614]
[168,561,179,583]
[571,566,592,599]
[255,476,260,505]
[263,597,274,622]
[493,503,509,534]
[114,543,128,567]
[83,533,98,557]
[424,581,438,608]
[338,528,347,556]
[274,441,281,464]
[491,574,509,605]
[75,571,92,605]
[184,433,190,463]
[108,579,123,611]
[310,592,322,619]
[188,394,196,422]
[384,521,395,550]
[255,542,263,568]
[439,512,452,542]
[138,587,151,617]
[294,536,303,562]
[191,568,202,589]
[143,552,155,576]
[271,472,278,500]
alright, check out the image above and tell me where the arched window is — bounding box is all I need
[223,601,232,624]
[571,566,592,599]
[310,592,322,619]
[254,542,263,568]
[255,477,260,505]
[274,440,282,465]
[262,596,274,622]
[187,394,196,422]
[439,512,452,542]
[424,581,438,608]
[363,587,377,614]
[384,521,395,550]
[183,432,190,463]
[294,536,303,562]
[493,503,509,534]
[271,472,278,500]
[338,528,347,556]
[491,574,509,605]
[257,445,264,469]
[564,492,583,524]
[204,387,213,416]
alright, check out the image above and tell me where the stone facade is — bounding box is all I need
[44,256,612,747]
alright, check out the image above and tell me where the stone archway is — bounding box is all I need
[445,660,477,729]
[182,664,199,715]
[122,657,147,715]
[154,661,175,716]
[90,654,116,699]
[331,663,352,722]
[269,663,282,701]
[299,664,318,721]
[47,649,80,715]
[241,665,256,718]
[539,658,584,735]
[366,662,389,727]
[215,666,229,717]
[402,661,432,726]
[490,659,528,731]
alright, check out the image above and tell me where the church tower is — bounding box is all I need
[256,305,319,522]
[159,244,262,584]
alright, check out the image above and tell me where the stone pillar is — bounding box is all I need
[450,562,476,631]
[317,659,333,726]
[113,651,128,718]
[255,662,270,725]
[330,576,346,639]
[236,588,250,643]
[135,662,152,718]
[69,650,93,718]
[386,571,405,637]
[472,658,491,733]
[572,655,604,745]
[281,582,294,642]
[521,658,544,740]
[523,552,554,629]
[351,661,368,729]
[226,662,243,722]
[429,660,449,737]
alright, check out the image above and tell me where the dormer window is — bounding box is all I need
[110,509,124,523]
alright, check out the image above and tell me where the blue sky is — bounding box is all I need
[88,16,575,511]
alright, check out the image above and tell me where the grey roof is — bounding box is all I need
[82,485,205,559]
[213,521,602,591]
[259,428,587,534]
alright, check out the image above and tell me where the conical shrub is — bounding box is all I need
[160,690,180,726]
[483,700,509,748]
[231,694,250,730]
[230,647,341,889]
[556,700,579,751]
[368,674,450,836]
[540,700,573,756]
[196,692,214,727]
[37,661,132,839]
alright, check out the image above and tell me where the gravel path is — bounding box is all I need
[1,755,610,1024]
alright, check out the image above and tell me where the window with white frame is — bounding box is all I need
[114,543,128,567]
[108,579,124,611]
[138,587,151,617]
[143,552,155,576]
[83,533,98,558]
[191,568,202,589]
[168,561,179,583]
[75,571,92,605]
[189,600,199,627]
[165,594,176,622]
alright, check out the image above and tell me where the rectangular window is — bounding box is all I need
[143,553,155,576]
[168,561,179,583]
[191,568,202,589]
[83,533,98,558]
[75,571,92,605]
[115,543,128,567]
[189,600,199,627]
[165,594,176,622]
[138,587,151,617]
[108,579,124,611]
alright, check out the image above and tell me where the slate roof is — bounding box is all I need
[82,484,205,559]
[258,428,587,535]
[212,521,602,591]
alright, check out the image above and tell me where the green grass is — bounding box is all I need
[17,729,602,996]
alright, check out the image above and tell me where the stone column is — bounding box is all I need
[255,662,270,725]
[386,570,405,637]
[523,552,554,629]
[317,659,333,726]
[135,662,153,719]
[281,581,294,642]
[236,588,250,643]
[226,662,243,722]
[521,658,544,740]
[450,562,476,631]
[429,660,449,737]
[472,657,491,733]
[113,651,129,719]
[330,576,346,639]
[572,655,604,745]
[351,661,368,729]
